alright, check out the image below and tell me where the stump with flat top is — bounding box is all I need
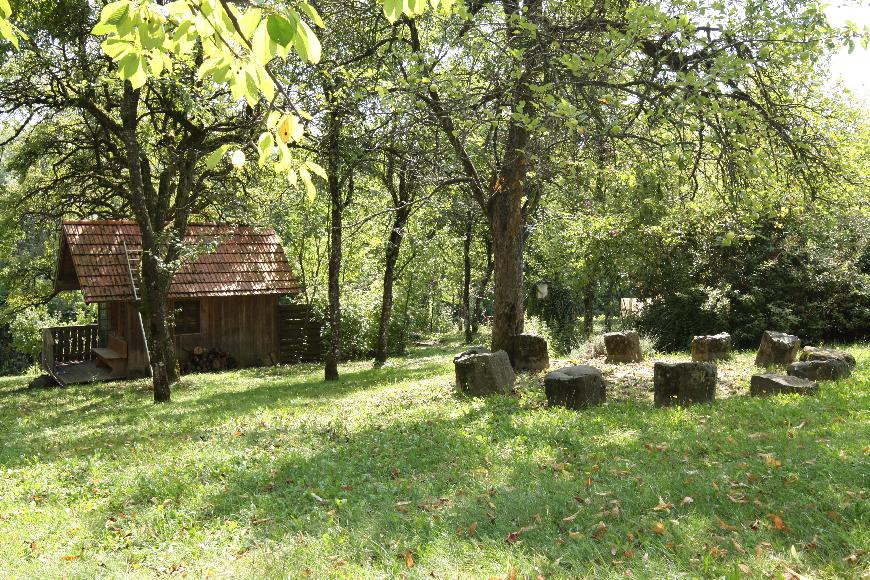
[750,374,818,397]
[754,331,800,368]
[691,332,731,362]
[604,331,643,363]
[787,359,850,381]
[653,361,716,407]
[506,334,550,372]
[799,346,856,369]
[544,365,606,409]
[453,347,515,396]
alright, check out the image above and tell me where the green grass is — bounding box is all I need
[0,341,868,578]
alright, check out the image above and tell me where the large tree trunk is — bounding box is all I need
[487,182,526,351]
[324,108,343,381]
[374,191,410,365]
[487,0,541,352]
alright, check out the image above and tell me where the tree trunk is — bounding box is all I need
[374,194,410,364]
[487,187,525,351]
[472,236,493,336]
[583,286,594,338]
[140,252,176,402]
[324,109,343,381]
[462,211,473,343]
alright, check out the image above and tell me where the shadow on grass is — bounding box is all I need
[0,355,451,470]
[79,378,869,577]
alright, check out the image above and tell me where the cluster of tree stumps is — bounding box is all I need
[452,329,857,411]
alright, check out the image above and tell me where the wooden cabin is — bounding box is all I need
[42,220,315,384]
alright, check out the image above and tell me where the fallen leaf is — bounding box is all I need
[562,510,581,523]
[718,518,738,532]
[681,496,694,506]
[469,521,477,536]
[738,563,751,575]
[653,499,674,512]
[60,555,79,561]
[592,521,607,538]
[782,566,810,580]
[651,521,666,535]
[404,551,414,569]
[767,513,788,531]
[762,453,782,468]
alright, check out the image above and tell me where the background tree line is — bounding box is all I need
[0,0,867,392]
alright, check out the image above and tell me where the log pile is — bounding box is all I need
[183,346,237,374]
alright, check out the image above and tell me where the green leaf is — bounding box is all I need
[252,19,280,63]
[304,160,327,180]
[238,7,261,39]
[92,0,131,36]
[119,53,147,89]
[205,145,232,170]
[298,2,325,28]
[257,132,274,166]
[101,37,131,59]
[0,0,11,19]
[266,13,295,48]
[383,0,402,23]
[292,16,321,64]
[299,166,316,202]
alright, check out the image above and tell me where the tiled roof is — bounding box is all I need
[59,221,300,302]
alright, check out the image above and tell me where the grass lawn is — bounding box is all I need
[0,340,868,578]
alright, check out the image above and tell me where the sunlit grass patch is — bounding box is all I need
[0,342,867,578]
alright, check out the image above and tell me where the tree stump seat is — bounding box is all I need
[799,346,856,369]
[506,334,550,372]
[603,331,643,363]
[544,365,605,409]
[453,347,515,396]
[754,331,800,368]
[691,332,731,362]
[750,374,818,397]
[653,361,716,407]
[787,359,850,381]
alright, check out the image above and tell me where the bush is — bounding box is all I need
[635,219,870,350]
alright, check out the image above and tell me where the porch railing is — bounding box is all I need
[41,324,99,372]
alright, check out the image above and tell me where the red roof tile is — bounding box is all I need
[58,221,300,302]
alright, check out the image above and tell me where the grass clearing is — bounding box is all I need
[0,340,868,578]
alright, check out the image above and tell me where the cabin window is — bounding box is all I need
[174,300,201,334]
[98,303,109,346]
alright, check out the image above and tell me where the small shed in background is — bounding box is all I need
[43,220,317,384]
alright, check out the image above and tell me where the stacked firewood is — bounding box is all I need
[183,346,237,373]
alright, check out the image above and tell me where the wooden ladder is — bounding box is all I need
[123,241,152,374]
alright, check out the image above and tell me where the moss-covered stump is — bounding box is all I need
[754,331,801,368]
[750,373,819,397]
[506,334,550,372]
[604,331,643,364]
[543,365,606,409]
[787,359,850,381]
[653,361,716,407]
[453,347,515,396]
[799,346,856,369]
[691,332,732,362]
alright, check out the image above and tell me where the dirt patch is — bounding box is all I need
[549,352,758,402]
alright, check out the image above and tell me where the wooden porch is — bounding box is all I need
[40,324,113,385]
